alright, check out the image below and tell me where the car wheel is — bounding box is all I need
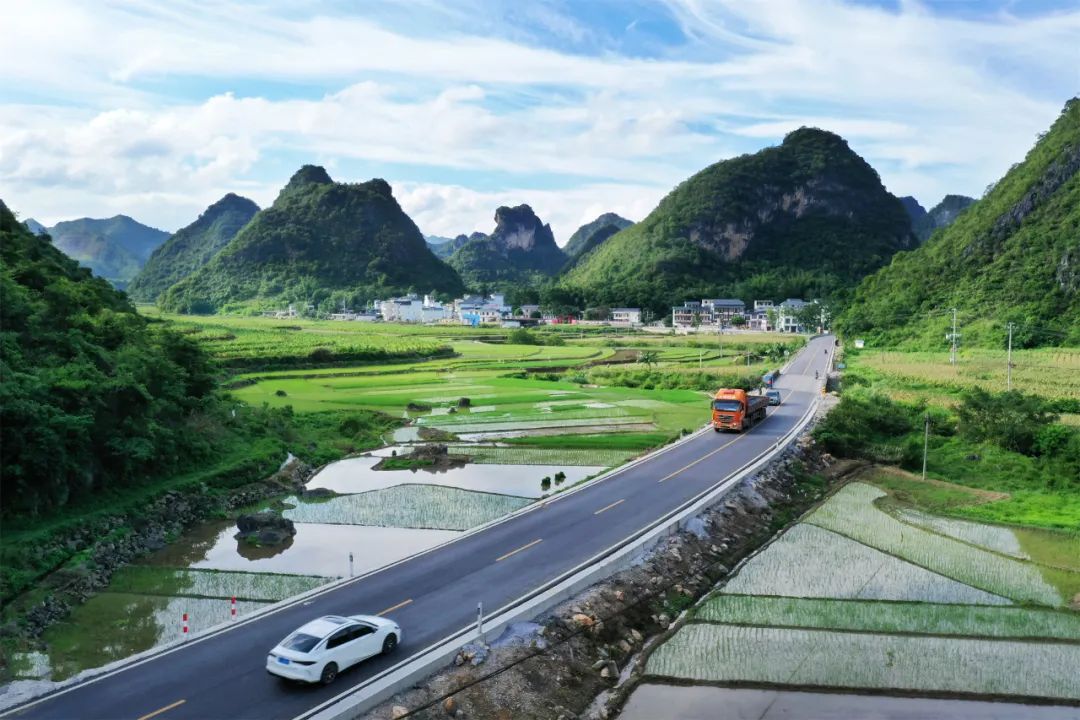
[382,633,398,654]
[320,662,338,685]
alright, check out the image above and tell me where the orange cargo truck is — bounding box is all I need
[711,388,770,432]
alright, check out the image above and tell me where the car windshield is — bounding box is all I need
[281,632,321,653]
[767,391,780,398]
[712,400,742,412]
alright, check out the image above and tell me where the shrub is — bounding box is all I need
[956,388,1057,456]
[540,476,552,491]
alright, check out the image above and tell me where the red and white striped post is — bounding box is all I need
[231,596,237,621]
[182,612,189,639]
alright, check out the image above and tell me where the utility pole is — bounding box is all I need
[921,412,930,481]
[949,308,958,365]
[1006,322,1014,391]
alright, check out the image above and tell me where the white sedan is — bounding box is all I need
[266,614,402,685]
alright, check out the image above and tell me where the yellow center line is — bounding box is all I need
[136,700,186,720]
[376,598,413,616]
[594,499,625,515]
[495,538,543,562]
[658,435,744,483]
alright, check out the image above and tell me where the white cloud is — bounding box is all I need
[0,0,1076,232]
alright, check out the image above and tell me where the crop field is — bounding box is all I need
[719,523,1010,605]
[807,484,1070,605]
[649,468,1080,705]
[697,596,1080,641]
[893,508,1028,559]
[281,485,532,530]
[108,567,329,601]
[850,347,1080,402]
[647,623,1080,700]
[231,368,707,441]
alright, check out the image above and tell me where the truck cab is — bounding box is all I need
[712,388,769,432]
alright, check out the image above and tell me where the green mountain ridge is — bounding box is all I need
[448,205,566,287]
[159,166,465,314]
[44,215,169,288]
[837,98,1080,347]
[560,128,916,313]
[563,213,634,259]
[127,194,259,302]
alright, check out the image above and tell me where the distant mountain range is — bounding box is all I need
[560,127,916,313]
[426,233,474,259]
[25,215,169,288]
[839,97,1080,347]
[159,166,464,313]
[447,205,566,286]
[899,194,976,243]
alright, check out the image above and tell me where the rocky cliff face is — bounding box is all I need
[448,204,566,286]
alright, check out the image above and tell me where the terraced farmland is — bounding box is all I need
[642,475,1080,705]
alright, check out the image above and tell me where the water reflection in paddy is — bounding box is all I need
[307,456,602,498]
[141,520,459,577]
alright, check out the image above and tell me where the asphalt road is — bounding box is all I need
[10,335,836,720]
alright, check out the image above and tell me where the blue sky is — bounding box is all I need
[1,0,1077,242]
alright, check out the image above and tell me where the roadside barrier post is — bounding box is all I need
[231,596,237,621]
[349,552,354,577]
[182,612,189,639]
[476,602,484,641]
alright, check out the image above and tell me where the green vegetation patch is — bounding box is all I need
[646,623,1080,701]
[281,485,531,531]
[697,595,1080,641]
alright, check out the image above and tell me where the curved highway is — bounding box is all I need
[9,336,835,720]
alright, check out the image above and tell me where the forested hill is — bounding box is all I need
[159,166,465,313]
[128,193,259,301]
[837,99,1080,348]
[448,205,566,286]
[45,215,169,288]
[562,213,634,259]
[559,128,915,314]
[0,199,217,516]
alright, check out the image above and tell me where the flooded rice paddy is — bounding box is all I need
[20,443,616,682]
[307,456,603,498]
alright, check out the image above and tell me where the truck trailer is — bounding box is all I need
[711,388,770,432]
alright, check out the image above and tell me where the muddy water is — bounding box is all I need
[142,520,459,577]
[307,456,601,498]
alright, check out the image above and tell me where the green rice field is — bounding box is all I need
[645,473,1080,704]
[647,623,1080,700]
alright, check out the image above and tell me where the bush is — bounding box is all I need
[956,388,1057,455]
[540,476,552,491]
[813,392,923,459]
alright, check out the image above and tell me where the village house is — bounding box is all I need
[610,307,642,325]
